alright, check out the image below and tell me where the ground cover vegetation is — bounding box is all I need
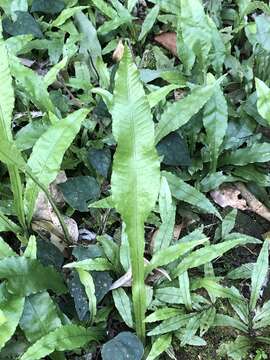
[1,0,270,359]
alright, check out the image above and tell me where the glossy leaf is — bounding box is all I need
[155,82,217,144]
[147,84,178,109]
[101,332,144,360]
[0,256,66,296]
[110,46,160,339]
[31,0,65,14]
[19,291,61,342]
[203,84,228,172]
[146,333,172,360]
[20,324,101,360]
[250,239,269,310]
[112,288,133,328]
[24,109,89,223]
[145,307,183,323]
[0,296,25,350]
[147,313,195,336]
[3,12,43,38]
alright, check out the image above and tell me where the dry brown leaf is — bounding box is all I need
[211,183,270,222]
[210,185,248,211]
[173,224,183,241]
[32,171,78,252]
[112,39,125,62]
[154,32,177,57]
[235,182,270,222]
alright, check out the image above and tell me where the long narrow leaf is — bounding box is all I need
[250,239,269,311]
[110,46,160,339]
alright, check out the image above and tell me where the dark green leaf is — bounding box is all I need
[31,0,65,14]
[19,291,62,342]
[88,148,111,178]
[3,12,43,38]
[157,132,191,166]
[101,332,144,360]
[59,176,100,212]
[0,257,66,296]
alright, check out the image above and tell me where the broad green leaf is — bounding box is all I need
[164,171,221,218]
[233,165,270,187]
[179,271,192,311]
[255,14,270,52]
[128,0,137,12]
[88,148,111,178]
[253,300,270,329]
[112,288,133,328]
[155,82,217,144]
[20,324,101,360]
[24,109,89,223]
[157,132,191,166]
[0,138,26,170]
[145,307,183,323]
[221,143,270,166]
[90,0,117,18]
[147,84,178,109]
[200,172,236,193]
[138,5,160,41]
[59,176,100,212]
[44,57,68,88]
[101,332,144,360]
[110,46,160,339]
[0,256,66,296]
[154,287,183,304]
[200,307,216,336]
[97,235,120,269]
[146,333,172,360]
[250,240,269,310]
[19,291,62,342]
[147,238,207,273]
[51,6,89,27]
[0,237,16,259]
[3,12,43,38]
[0,211,22,234]
[31,0,65,14]
[214,314,248,333]
[0,296,25,350]
[64,258,113,271]
[158,176,172,222]
[0,25,25,228]
[10,59,56,114]
[172,236,261,278]
[147,313,195,336]
[120,224,131,272]
[89,195,114,209]
[203,84,228,172]
[180,314,201,346]
[77,268,96,324]
[218,336,251,360]
[179,0,212,69]
[256,78,270,125]
[227,263,254,280]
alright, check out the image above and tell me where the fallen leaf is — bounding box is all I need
[112,39,125,62]
[235,182,270,222]
[210,185,248,211]
[32,171,79,252]
[154,32,177,57]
